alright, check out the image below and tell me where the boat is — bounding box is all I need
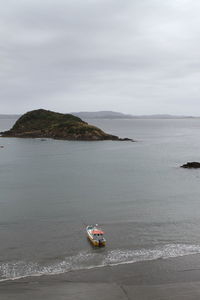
[86,224,106,247]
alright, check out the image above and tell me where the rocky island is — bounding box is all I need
[0,109,133,141]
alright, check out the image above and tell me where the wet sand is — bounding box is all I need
[2,254,200,299]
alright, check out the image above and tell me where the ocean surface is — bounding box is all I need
[1,117,200,281]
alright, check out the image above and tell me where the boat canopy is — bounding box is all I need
[92,230,104,234]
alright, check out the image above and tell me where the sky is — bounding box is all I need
[1,0,200,115]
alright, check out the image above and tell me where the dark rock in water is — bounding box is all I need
[0,109,134,142]
[119,137,134,142]
[181,162,200,169]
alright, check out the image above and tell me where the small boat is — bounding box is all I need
[86,224,106,247]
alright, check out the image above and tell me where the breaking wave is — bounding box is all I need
[1,243,200,282]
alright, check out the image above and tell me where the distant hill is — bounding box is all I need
[72,111,133,119]
[1,109,133,141]
[72,111,195,119]
[0,111,196,120]
[0,114,21,119]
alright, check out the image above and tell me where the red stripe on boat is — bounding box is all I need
[92,230,104,234]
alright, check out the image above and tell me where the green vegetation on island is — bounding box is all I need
[1,109,133,141]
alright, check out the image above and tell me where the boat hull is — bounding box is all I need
[87,234,106,247]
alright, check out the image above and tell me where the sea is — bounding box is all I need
[1,117,200,281]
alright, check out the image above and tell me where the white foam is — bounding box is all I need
[1,244,200,282]
[103,244,200,266]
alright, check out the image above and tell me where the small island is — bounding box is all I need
[0,109,133,141]
[181,162,200,169]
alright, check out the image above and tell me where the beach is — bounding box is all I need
[2,254,200,299]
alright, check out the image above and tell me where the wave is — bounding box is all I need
[1,243,200,282]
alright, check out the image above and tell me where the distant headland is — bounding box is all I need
[0,111,198,120]
[72,111,197,119]
[0,109,133,141]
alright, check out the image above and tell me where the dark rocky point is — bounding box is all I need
[181,162,200,169]
[0,109,134,142]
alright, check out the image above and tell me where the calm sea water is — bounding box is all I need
[1,118,200,280]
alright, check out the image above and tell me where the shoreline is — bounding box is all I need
[2,254,200,299]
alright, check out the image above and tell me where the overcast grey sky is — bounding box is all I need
[1,0,200,114]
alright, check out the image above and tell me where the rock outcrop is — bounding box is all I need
[181,162,200,169]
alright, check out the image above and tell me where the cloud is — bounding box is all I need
[1,0,200,114]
